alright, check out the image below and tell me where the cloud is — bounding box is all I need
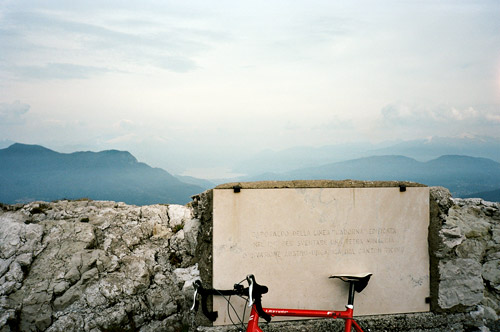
[153,56,198,73]
[312,117,354,131]
[0,5,218,78]
[486,113,500,124]
[380,102,500,137]
[382,103,482,124]
[105,133,141,144]
[14,63,113,80]
[113,119,136,131]
[0,101,30,125]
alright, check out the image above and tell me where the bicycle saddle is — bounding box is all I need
[329,273,372,293]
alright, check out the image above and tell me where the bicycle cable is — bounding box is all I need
[214,278,248,331]
[226,292,249,330]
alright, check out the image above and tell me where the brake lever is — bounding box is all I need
[247,274,254,307]
[190,285,198,311]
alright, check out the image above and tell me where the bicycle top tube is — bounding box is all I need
[247,303,365,332]
[192,273,372,331]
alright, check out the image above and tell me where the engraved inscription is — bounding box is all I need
[245,227,403,259]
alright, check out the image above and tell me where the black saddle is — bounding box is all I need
[329,273,372,293]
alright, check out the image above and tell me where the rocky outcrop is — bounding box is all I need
[0,186,499,332]
[429,187,500,328]
[0,200,201,332]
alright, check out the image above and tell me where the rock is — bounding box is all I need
[0,212,44,261]
[456,238,486,260]
[438,258,484,309]
[173,264,200,290]
[469,305,486,327]
[430,187,454,212]
[445,207,491,239]
[0,258,13,278]
[45,313,84,332]
[0,200,201,331]
[53,283,83,311]
[482,260,500,292]
[120,255,151,296]
[183,218,201,255]
[92,304,130,331]
[483,294,500,313]
[483,305,499,322]
[52,281,70,296]
[99,273,126,302]
[168,205,193,228]
[0,310,16,331]
[439,226,465,256]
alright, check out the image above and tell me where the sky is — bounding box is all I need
[1,0,500,178]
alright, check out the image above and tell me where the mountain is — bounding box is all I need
[369,136,500,162]
[0,143,204,205]
[232,143,377,175]
[464,188,500,202]
[0,139,15,149]
[174,175,216,191]
[240,155,500,201]
[230,135,500,176]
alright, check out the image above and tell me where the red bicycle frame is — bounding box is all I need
[246,305,365,332]
[192,273,371,332]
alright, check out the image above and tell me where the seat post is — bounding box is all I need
[348,281,356,306]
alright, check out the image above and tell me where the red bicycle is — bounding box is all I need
[192,273,372,332]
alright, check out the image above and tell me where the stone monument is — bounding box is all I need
[212,181,430,325]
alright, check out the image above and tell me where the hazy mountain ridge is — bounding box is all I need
[2,138,500,204]
[174,174,216,189]
[239,154,500,201]
[0,143,204,205]
[231,135,500,176]
[370,136,500,162]
[464,188,500,201]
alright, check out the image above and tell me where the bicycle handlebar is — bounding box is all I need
[192,275,272,323]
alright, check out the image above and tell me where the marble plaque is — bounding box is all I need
[212,186,430,325]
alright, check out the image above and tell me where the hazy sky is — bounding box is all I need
[1,1,500,177]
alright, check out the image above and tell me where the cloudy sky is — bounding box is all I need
[1,1,500,177]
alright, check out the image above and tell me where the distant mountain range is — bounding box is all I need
[0,143,204,205]
[2,140,500,205]
[463,188,500,201]
[231,135,500,175]
[369,136,500,162]
[237,155,500,201]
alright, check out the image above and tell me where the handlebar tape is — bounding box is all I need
[201,294,218,322]
[194,281,248,322]
[254,295,272,323]
[194,280,219,322]
[194,279,272,323]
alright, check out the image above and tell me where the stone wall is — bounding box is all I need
[0,200,201,332]
[429,187,500,326]
[0,185,499,332]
